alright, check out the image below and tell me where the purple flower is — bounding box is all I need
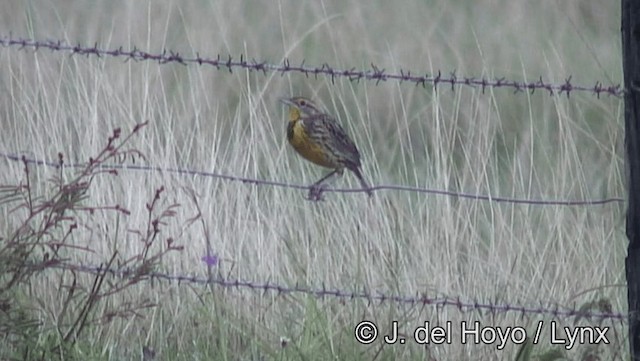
[201,254,219,266]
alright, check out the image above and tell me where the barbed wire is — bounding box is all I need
[0,35,623,98]
[2,153,625,206]
[45,261,626,323]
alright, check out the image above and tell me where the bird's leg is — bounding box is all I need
[307,169,339,201]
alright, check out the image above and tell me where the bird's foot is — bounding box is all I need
[307,183,327,201]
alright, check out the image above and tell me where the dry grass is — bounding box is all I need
[0,1,625,360]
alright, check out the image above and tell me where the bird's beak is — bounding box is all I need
[279,98,294,107]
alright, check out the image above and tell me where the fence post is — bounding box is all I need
[624,0,640,359]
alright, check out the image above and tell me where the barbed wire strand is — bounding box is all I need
[46,261,627,323]
[0,35,624,98]
[2,153,625,206]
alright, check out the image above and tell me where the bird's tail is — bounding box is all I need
[351,167,373,198]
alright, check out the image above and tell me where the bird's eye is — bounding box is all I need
[299,100,306,106]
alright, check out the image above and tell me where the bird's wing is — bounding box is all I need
[304,115,362,167]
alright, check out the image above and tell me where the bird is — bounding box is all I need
[279,96,373,200]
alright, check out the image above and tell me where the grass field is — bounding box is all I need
[0,1,626,360]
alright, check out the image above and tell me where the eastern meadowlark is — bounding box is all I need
[279,96,373,200]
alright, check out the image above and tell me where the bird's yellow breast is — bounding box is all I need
[288,120,334,168]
